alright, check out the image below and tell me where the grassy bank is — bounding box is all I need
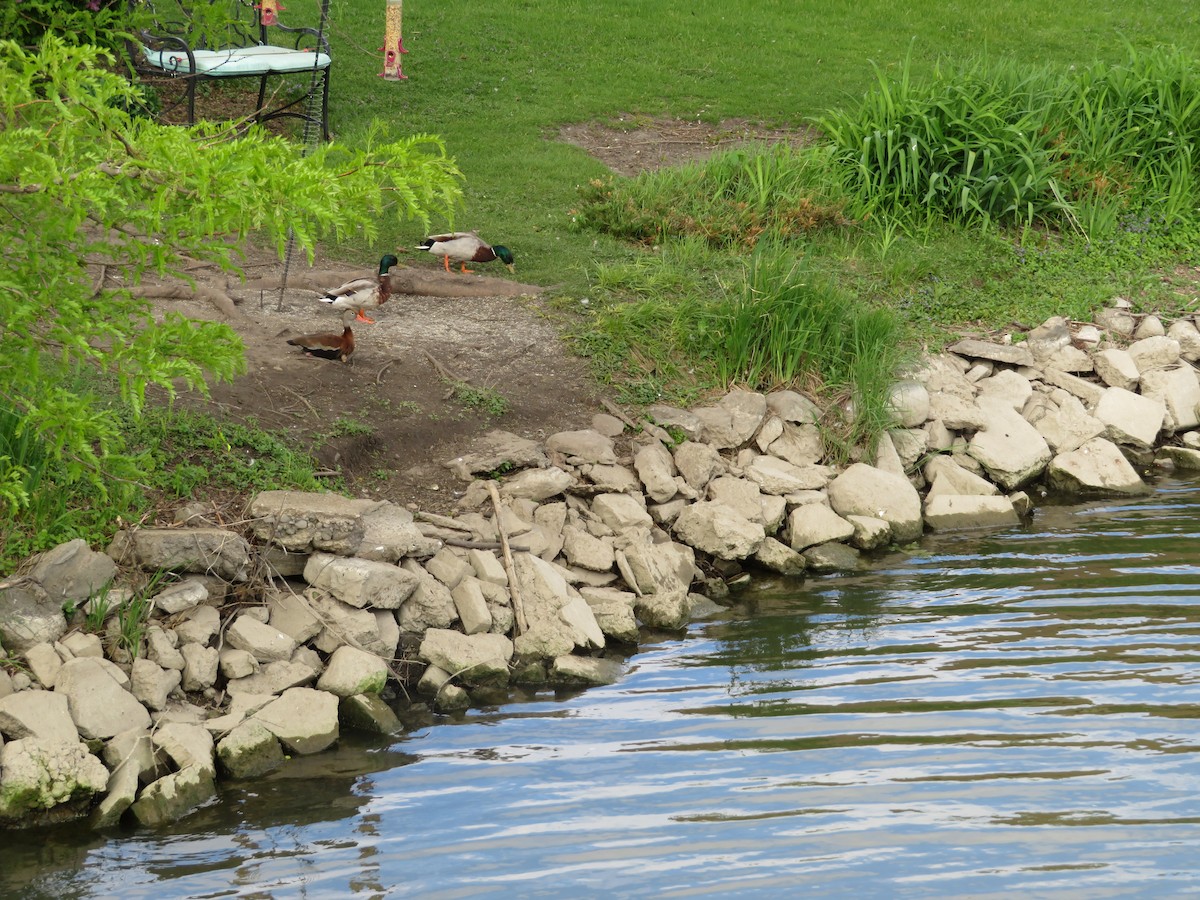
[7,0,1200,567]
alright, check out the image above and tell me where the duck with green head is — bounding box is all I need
[319,253,399,323]
[419,232,514,274]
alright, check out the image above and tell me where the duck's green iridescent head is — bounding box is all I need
[492,245,515,271]
[379,254,400,274]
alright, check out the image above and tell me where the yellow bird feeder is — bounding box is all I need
[380,0,407,80]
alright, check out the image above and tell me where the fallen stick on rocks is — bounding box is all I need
[487,481,528,636]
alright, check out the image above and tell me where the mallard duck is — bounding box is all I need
[318,253,399,323]
[418,232,514,274]
[287,310,357,363]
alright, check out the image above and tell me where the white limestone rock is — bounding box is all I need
[443,430,549,481]
[418,629,513,688]
[786,504,855,551]
[591,493,653,532]
[827,463,924,543]
[1134,315,1165,339]
[752,537,808,575]
[28,539,117,606]
[499,466,575,502]
[1167,318,1200,362]
[672,441,727,491]
[923,456,1000,498]
[316,646,389,697]
[1030,397,1107,454]
[216,720,284,779]
[633,442,679,503]
[251,687,340,755]
[468,548,508,586]
[267,590,324,644]
[691,389,767,449]
[766,390,821,423]
[59,632,102,660]
[545,429,617,465]
[107,527,251,582]
[578,587,640,644]
[174,604,220,647]
[53,657,150,740]
[0,581,66,654]
[450,576,493,635]
[584,464,641,493]
[130,658,181,712]
[1094,387,1165,449]
[153,722,216,779]
[304,552,420,611]
[396,562,458,634]
[1041,368,1106,407]
[967,396,1052,490]
[180,642,220,692]
[1139,365,1200,432]
[562,525,616,572]
[672,501,765,560]
[549,655,624,686]
[226,615,297,664]
[0,690,78,743]
[356,501,430,562]
[1093,348,1140,390]
[645,404,705,441]
[1127,334,1181,373]
[0,737,109,823]
[224,659,319,697]
[744,455,832,494]
[924,495,1020,531]
[131,763,216,826]
[150,579,208,616]
[1047,437,1151,497]
[634,586,691,630]
[219,649,259,681]
[888,380,930,428]
[976,369,1033,412]
[1025,317,1072,361]
[844,515,893,551]
[707,475,766,524]
[23,642,62,690]
[927,394,987,432]
[766,422,825,467]
[947,338,1035,367]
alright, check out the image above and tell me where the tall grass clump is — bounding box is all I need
[820,47,1200,240]
[575,143,849,249]
[699,244,910,455]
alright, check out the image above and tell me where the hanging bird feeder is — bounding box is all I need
[380,0,408,80]
[257,0,285,27]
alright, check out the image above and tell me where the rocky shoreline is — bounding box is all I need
[4,304,1200,830]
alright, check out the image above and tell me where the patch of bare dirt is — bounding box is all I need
[148,246,603,516]
[558,115,819,177]
[147,117,813,516]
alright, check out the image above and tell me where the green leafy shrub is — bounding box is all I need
[1,0,128,50]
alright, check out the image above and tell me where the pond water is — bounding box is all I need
[6,479,1200,898]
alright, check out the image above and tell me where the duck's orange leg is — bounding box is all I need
[442,255,452,272]
[355,309,376,324]
[459,263,475,274]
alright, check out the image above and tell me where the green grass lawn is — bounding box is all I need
[311,0,1200,289]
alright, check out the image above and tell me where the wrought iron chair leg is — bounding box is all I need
[256,73,269,125]
[321,69,331,141]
